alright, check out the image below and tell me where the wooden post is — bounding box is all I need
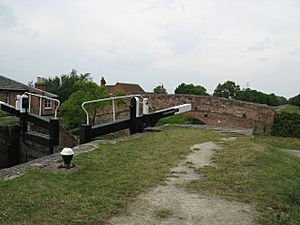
[50,118,60,147]
[129,97,137,135]
[80,124,92,144]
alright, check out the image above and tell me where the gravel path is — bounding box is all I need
[107,140,256,225]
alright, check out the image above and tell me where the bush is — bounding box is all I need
[0,110,8,117]
[59,81,108,130]
[271,112,300,138]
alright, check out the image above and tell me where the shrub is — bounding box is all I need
[0,110,8,117]
[271,112,300,138]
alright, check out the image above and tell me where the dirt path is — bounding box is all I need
[107,139,256,225]
[283,149,300,158]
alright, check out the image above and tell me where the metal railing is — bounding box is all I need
[24,92,60,118]
[81,94,144,125]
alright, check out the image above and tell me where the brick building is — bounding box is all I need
[100,77,145,95]
[0,75,57,116]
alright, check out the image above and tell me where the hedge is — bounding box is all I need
[271,112,300,138]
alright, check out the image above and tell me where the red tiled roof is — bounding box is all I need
[106,82,145,95]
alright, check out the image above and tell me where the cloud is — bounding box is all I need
[243,39,274,53]
[0,0,300,97]
[290,48,300,56]
[0,2,17,28]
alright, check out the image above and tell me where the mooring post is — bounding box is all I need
[80,124,92,144]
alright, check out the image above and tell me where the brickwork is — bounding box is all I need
[144,94,275,134]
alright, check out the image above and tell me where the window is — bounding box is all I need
[44,99,52,110]
[2,92,9,104]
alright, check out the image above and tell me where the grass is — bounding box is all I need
[254,135,300,150]
[276,104,300,115]
[156,115,203,126]
[155,208,174,218]
[0,116,19,126]
[0,126,220,225]
[185,135,300,225]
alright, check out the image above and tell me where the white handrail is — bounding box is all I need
[82,94,144,125]
[24,92,60,119]
[0,100,12,107]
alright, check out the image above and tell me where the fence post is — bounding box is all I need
[80,124,92,144]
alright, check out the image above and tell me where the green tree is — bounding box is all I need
[174,83,209,96]
[289,94,300,107]
[44,69,92,103]
[113,90,128,108]
[59,81,108,129]
[153,85,167,94]
[236,88,288,106]
[213,81,240,99]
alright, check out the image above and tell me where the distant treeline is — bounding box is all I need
[40,70,298,108]
[173,81,297,107]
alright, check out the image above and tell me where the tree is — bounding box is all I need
[59,81,108,129]
[44,69,92,103]
[113,90,128,108]
[153,85,167,94]
[236,88,288,106]
[213,81,240,99]
[174,83,209,96]
[289,94,300,107]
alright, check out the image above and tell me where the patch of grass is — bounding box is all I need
[254,135,300,150]
[0,126,221,225]
[156,115,203,126]
[276,104,300,115]
[155,208,174,218]
[0,116,19,126]
[185,136,300,225]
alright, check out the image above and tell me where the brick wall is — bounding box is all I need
[144,94,275,134]
[0,90,23,105]
[29,94,56,116]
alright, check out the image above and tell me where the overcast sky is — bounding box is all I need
[0,0,299,97]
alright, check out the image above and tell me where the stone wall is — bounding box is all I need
[144,94,275,134]
[0,125,20,169]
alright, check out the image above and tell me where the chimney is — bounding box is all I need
[35,76,45,91]
[100,77,106,86]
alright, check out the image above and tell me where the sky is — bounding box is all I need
[0,0,299,98]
